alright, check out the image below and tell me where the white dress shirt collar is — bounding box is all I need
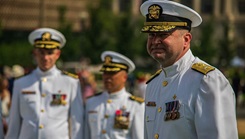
[162,50,195,77]
[106,87,126,99]
[36,65,59,78]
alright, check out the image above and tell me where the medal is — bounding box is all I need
[164,100,181,121]
[176,111,180,119]
[171,112,177,120]
[164,112,172,121]
[114,107,130,129]
[164,113,168,121]
[51,94,67,105]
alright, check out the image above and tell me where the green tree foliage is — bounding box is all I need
[57,5,83,62]
[217,22,234,68]
[191,19,235,68]
[0,31,33,67]
[80,0,119,64]
[0,41,33,66]
[115,12,146,60]
[80,0,147,64]
[191,20,217,65]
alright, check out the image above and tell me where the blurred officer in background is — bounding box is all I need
[0,99,4,139]
[5,28,84,139]
[84,51,144,139]
[140,0,238,139]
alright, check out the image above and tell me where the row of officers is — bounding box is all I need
[0,0,239,138]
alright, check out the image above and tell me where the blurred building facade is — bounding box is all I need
[0,0,245,58]
[0,0,89,31]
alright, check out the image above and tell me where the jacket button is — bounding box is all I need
[39,125,44,129]
[154,133,159,139]
[162,81,168,86]
[158,107,162,112]
[101,130,107,134]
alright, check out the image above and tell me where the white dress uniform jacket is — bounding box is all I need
[84,88,144,139]
[144,50,238,139]
[0,100,4,139]
[5,66,84,139]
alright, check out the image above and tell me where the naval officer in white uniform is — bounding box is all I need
[0,100,4,139]
[5,28,84,139]
[84,51,144,139]
[140,0,238,139]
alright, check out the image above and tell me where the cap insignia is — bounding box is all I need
[105,56,112,64]
[42,32,52,41]
[148,4,162,20]
[100,55,128,72]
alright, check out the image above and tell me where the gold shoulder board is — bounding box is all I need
[62,71,78,79]
[87,92,103,99]
[146,69,162,84]
[129,95,144,104]
[94,92,103,96]
[191,62,215,75]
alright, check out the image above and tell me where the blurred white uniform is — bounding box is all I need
[144,50,238,139]
[84,88,144,139]
[5,66,84,139]
[0,100,4,139]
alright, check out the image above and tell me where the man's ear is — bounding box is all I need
[32,48,37,56]
[124,72,129,82]
[183,32,192,49]
[56,49,61,57]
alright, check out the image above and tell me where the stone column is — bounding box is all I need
[193,0,201,13]
[224,0,235,50]
[39,0,45,27]
[225,0,234,21]
[132,0,141,16]
[112,0,119,14]
[214,0,220,17]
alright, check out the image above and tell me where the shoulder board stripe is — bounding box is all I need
[129,95,144,104]
[146,69,162,84]
[62,71,78,79]
[87,92,103,99]
[191,62,215,75]
[94,92,103,96]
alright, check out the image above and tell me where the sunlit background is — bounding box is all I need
[0,0,245,138]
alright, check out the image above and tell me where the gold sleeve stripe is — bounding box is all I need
[35,41,61,46]
[103,63,128,69]
[144,22,188,26]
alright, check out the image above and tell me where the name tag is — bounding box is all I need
[146,101,156,107]
[88,111,98,113]
[22,91,36,94]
